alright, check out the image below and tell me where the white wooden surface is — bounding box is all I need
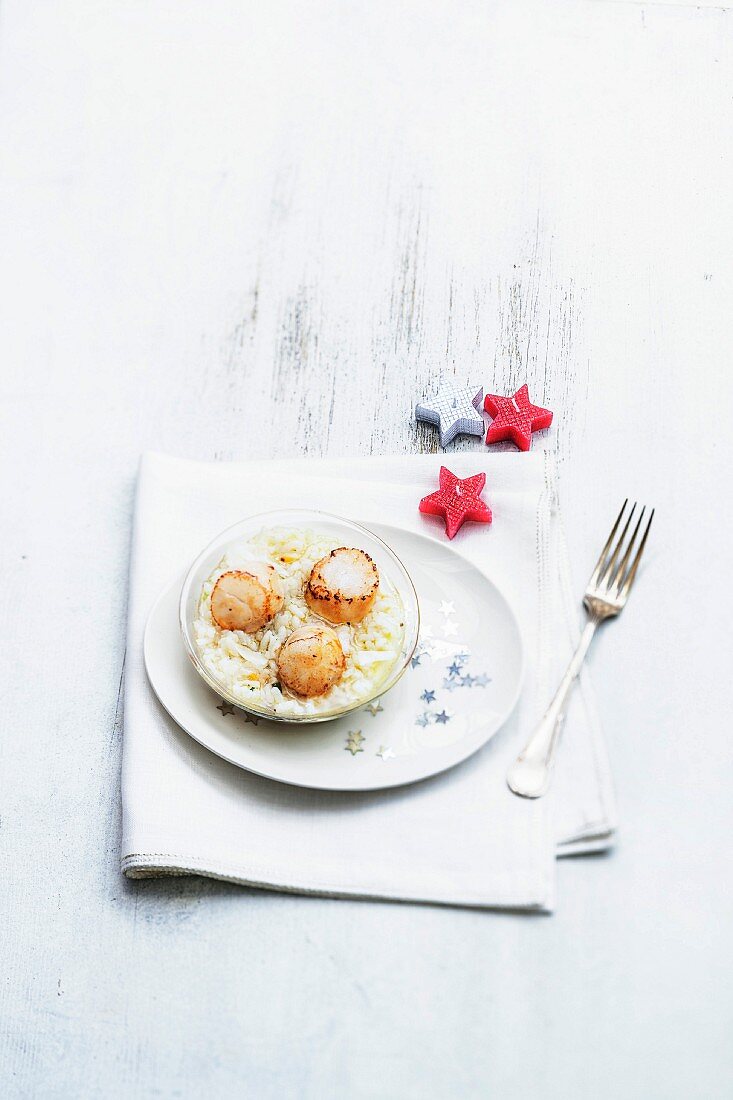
[1,2,732,1096]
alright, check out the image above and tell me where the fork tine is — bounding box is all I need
[598,501,636,588]
[589,499,628,587]
[611,505,646,591]
[618,508,654,599]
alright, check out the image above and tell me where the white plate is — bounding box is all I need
[144,523,524,791]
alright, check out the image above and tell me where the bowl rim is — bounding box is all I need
[179,508,421,723]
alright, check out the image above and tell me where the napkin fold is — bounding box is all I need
[121,452,615,911]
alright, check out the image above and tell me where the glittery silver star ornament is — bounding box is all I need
[415,383,484,448]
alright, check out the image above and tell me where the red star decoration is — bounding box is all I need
[484,384,553,450]
[419,466,492,540]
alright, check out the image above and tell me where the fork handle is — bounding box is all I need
[507,619,599,798]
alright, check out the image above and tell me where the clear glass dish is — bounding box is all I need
[179,509,420,724]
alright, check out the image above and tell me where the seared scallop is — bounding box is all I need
[276,624,346,697]
[305,547,379,625]
[210,563,284,633]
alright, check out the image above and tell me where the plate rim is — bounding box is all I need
[143,521,525,792]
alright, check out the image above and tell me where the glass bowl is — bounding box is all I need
[179,509,420,724]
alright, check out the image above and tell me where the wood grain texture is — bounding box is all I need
[1,1,732,1097]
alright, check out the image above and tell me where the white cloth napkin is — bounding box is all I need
[121,452,615,911]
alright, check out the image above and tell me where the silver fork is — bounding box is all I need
[507,500,654,799]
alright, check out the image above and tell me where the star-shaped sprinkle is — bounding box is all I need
[217,700,235,716]
[484,384,553,451]
[438,600,455,617]
[419,466,493,540]
[345,730,365,755]
[435,710,452,724]
[420,689,436,704]
[415,383,484,448]
[364,700,384,717]
[415,713,431,727]
[418,642,434,659]
[376,746,396,761]
[442,620,458,638]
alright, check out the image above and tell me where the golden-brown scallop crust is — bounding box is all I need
[210,565,284,633]
[304,547,379,625]
[275,624,346,697]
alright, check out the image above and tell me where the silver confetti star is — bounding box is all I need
[243,711,260,725]
[415,713,431,727]
[415,383,484,448]
[345,730,365,755]
[442,677,461,692]
[435,710,452,725]
[410,653,423,669]
[376,746,396,761]
[460,674,476,688]
[442,620,458,638]
[474,673,491,687]
[438,600,455,617]
[217,700,235,716]
[447,661,462,677]
[420,689,436,704]
[365,700,384,716]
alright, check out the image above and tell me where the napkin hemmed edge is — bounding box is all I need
[121,853,555,913]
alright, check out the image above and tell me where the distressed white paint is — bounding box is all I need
[1,2,732,1097]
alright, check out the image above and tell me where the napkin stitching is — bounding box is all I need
[121,854,547,908]
[121,845,530,895]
